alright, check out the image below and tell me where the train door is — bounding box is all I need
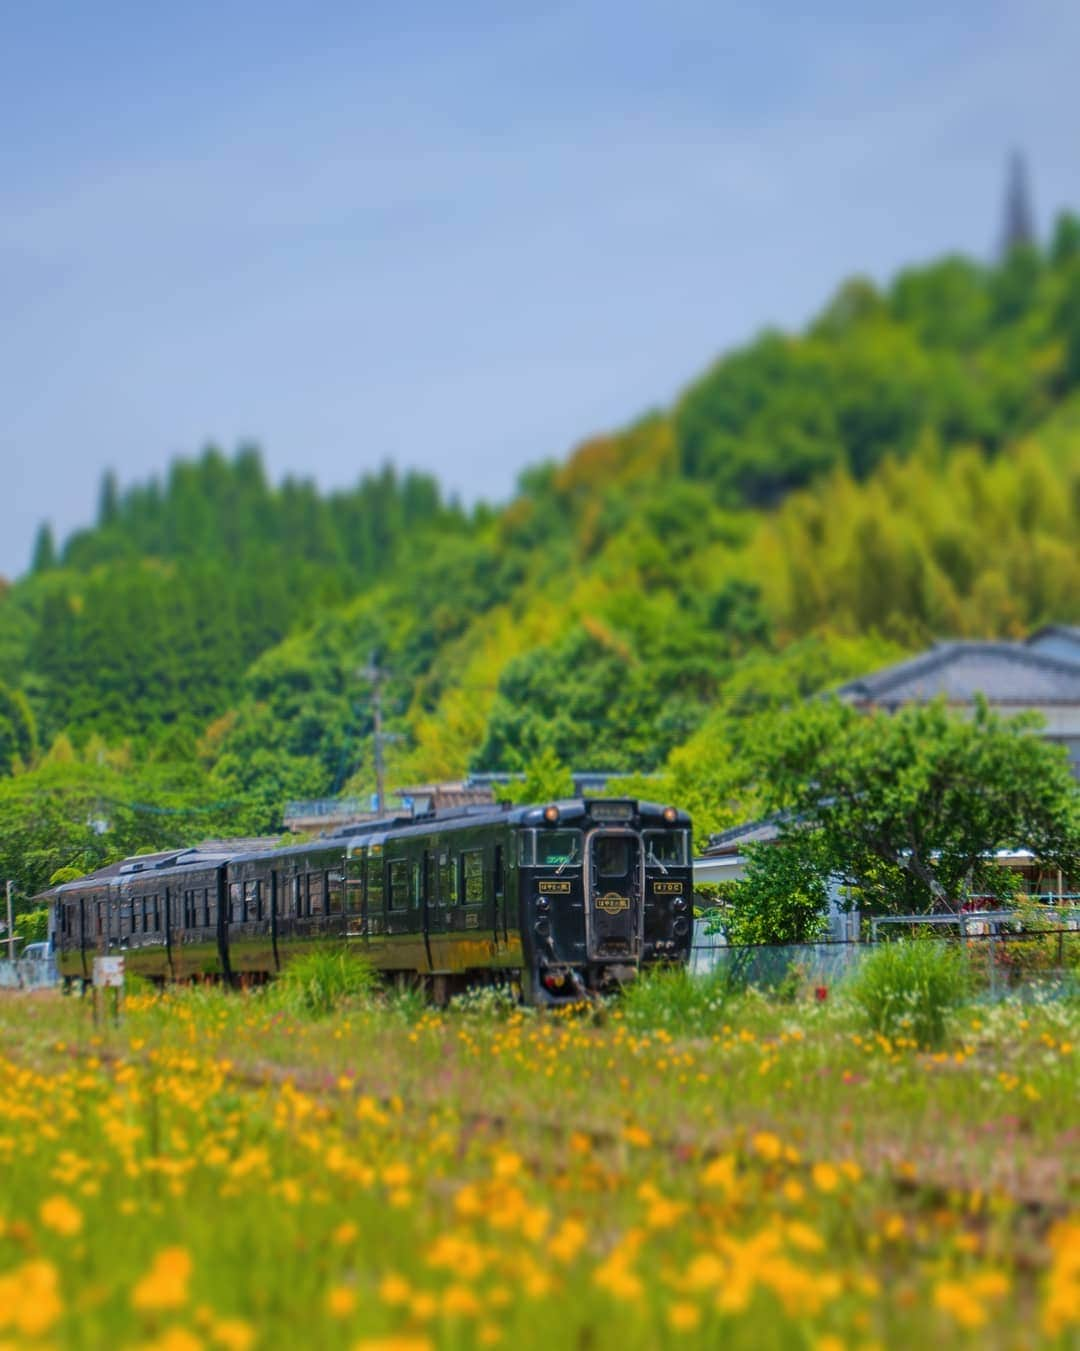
[585,831,644,963]
[270,870,281,971]
[493,842,507,948]
[345,852,366,939]
[421,848,436,971]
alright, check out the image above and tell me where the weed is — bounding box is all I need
[848,939,970,1048]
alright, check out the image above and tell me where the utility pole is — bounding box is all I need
[5,881,13,963]
[360,653,387,813]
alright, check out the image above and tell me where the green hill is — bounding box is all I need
[4,221,1080,893]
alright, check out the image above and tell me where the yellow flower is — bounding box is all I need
[442,1284,481,1317]
[751,1131,782,1162]
[149,1330,204,1351]
[327,1286,357,1317]
[132,1247,193,1312]
[785,1220,825,1254]
[685,1253,725,1291]
[622,1125,652,1148]
[667,1302,701,1332]
[40,1194,83,1237]
[211,1318,256,1351]
[492,1150,523,1180]
[378,1273,411,1306]
[812,1162,840,1193]
[548,1218,587,1264]
[353,1340,432,1351]
[701,1154,737,1192]
[934,1280,987,1329]
[0,1259,63,1336]
[333,1221,359,1245]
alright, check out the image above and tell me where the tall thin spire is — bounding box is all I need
[1001,150,1035,256]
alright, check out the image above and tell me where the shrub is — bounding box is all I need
[619,965,746,1032]
[848,939,970,1048]
[273,949,377,1018]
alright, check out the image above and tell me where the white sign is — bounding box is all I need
[93,956,125,988]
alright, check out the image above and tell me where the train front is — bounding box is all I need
[516,798,693,1003]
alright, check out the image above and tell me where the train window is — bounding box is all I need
[517,833,535,867]
[327,871,343,915]
[411,860,422,908]
[438,852,452,905]
[308,873,325,915]
[153,895,161,932]
[388,860,409,910]
[346,854,364,914]
[537,831,582,868]
[462,850,485,904]
[244,880,260,921]
[230,882,243,923]
[595,837,629,877]
[644,830,687,868]
[425,853,436,906]
[203,889,213,927]
[367,853,385,910]
[141,898,149,933]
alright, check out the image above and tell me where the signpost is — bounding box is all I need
[92,954,125,1024]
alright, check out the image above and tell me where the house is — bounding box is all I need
[835,626,1080,778]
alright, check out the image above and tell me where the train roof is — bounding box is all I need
[39,798,691,899]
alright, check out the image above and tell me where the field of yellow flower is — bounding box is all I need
[0,979,1077,1350]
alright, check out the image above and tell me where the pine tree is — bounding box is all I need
[30,523,56,574]
[1001,150,1036,255]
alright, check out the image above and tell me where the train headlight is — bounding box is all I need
[672,895,688,912]
[543,804,560,823]
[662,806,678,824]
[535,895,550,912]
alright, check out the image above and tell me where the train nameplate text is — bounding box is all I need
[653,881,684,894]
[538,881,572,894]
[596,892,630,914]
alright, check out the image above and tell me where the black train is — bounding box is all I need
[48,798,693,1004]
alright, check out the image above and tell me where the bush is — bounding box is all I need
[619,965,747,1032]
[273,949,377,1018]
[848,939,970,1048]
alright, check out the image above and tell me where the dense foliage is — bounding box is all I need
[725,697,1080,941]
[2,225,1080,904]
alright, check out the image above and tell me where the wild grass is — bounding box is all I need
[0,972,1076,1348]
[847,939,971,1048]
[268,946,378,1018]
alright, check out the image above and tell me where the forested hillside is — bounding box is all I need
[4,220,1080,896]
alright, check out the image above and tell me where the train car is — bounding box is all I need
[48,797,692,1004]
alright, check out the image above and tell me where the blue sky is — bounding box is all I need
[3,0,1078,578]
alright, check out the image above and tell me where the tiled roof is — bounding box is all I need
[702,815,785,855]
[837,640,1080,706]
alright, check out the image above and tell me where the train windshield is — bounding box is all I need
[537,830,582,870]
[643,830,688,870]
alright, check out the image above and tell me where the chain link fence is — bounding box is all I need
[690,915,1080,1000]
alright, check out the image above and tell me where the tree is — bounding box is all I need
[30,523,56,574]
[502,747,574,805]
[731,697,1080,940]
